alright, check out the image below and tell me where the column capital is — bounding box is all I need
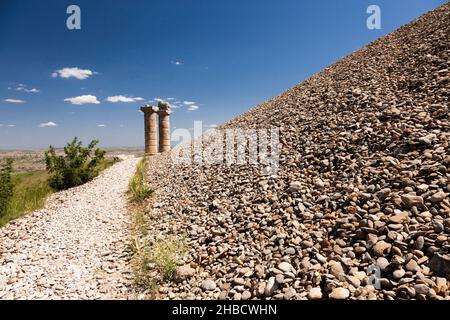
[140,105,159,114]
[157,101,172,116]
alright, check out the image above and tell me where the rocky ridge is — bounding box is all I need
[144,3,449,300]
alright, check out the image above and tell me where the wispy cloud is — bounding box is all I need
[14,84,40,93]
[97,124,106,127]
[64,95,100,105]
[106,95,144,103]
[4,98,25,104]
[52,67,96,80]
[187,105,199,111]
[171,60,184,66]
[166,97,175,101]
[183,101,196,105]
[39,121,57,128]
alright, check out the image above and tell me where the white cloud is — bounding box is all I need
[106,95,145,103]
[8,124,15,127]
[64,95,100,105]
[52,67,95,80]
[187,105,199,111]
[39,122,57,128]
[166,97,175,101]
[14,84,40,93]
[4,98,25,103]
[97,124,106,127]
[154,98,164,102]
[183,101,196,105]
[172,60,184,66]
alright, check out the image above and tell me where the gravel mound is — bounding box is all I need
[146,3,449,300]
[0,157,140,299]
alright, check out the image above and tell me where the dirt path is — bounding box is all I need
[0,157,140,299]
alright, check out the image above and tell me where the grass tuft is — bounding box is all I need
[149,236,187,280]
[128,158,152,202]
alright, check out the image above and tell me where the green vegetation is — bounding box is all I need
[127,158,187,298]
[149,236,187,280]
[128,158,152,202]
[0,170,52,227]
[45,137,107,190]
[0,159,14,219]
[0,139,118,227]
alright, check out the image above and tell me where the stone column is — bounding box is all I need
[157,102,172,153]
[140,105,159,155]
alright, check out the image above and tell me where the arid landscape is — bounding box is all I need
[0,148,143,173]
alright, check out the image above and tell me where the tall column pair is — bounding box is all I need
[140,102,171,155]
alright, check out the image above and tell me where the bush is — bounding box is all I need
[128,158,152,202]
[0,158,14,217]
[45,137,106,190]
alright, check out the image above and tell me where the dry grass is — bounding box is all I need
[149,236,187,280]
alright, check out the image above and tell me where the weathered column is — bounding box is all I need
[140,105,159,155]
[157,102,172,153]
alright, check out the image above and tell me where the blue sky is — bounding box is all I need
[0,0,446,149]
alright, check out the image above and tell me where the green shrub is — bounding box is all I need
[45,137,106,190]
[0,158,14,217]
[128,158,152,202]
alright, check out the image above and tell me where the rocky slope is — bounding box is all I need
[145,2,449,300]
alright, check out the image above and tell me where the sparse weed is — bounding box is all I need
[128,158,152,202]
[149,236,187,280]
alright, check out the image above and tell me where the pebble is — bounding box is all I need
[202,279,217,291]
[308,287,323,300]
[264,277,278,296]
[393,269,406,280]
[429,191,446,203]
[330,288,350,300]
[406,260,420,272]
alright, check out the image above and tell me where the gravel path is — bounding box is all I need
[0,156,140,300]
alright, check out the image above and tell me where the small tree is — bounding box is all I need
[0,158,14,217]
[45,137,106,190]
